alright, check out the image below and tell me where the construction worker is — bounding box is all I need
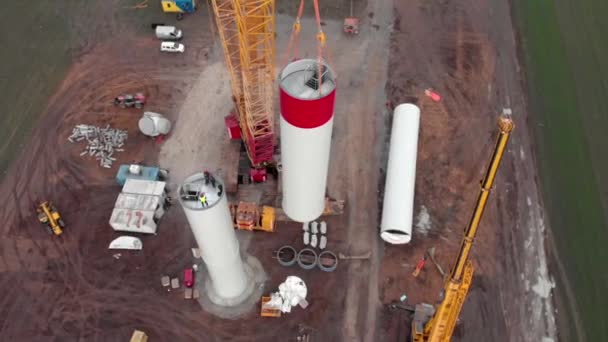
[199,193,208,207]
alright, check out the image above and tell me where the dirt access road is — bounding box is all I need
[0,0,555,342]
[376,0,556,341]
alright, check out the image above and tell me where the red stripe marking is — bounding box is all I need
[279,88,335,128]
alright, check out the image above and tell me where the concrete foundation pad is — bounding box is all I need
[195,254,267,319]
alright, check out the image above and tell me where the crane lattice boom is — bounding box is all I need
[210,0,275,167]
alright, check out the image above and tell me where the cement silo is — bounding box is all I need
[279,59,336,222]
[178,172,249,302]
[380,104,421,244]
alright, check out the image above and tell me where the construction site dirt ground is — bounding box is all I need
[0,0,556,341]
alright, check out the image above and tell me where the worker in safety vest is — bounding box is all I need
[199,194,208,207]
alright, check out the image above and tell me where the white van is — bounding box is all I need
[155,25,183,40]
[160,42,185,53]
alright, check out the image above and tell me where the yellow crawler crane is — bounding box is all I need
[210,0,275,168]
[411,112,514,342]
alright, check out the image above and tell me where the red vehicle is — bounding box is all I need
[114,93,146,109]
[183,268,194,288]
[249,168,267,183]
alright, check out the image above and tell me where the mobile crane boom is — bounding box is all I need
[412,113,514,342]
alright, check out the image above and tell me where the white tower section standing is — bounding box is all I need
[380,104,421,244]
[279,59,337,222]
[178,172,249,301]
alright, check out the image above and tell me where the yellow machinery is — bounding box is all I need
[210,0,275,168]
[161,0,196,20]
[230,201,276,232]
[411,113,514,342]
[36,201,65,236]
[260,296,281,317]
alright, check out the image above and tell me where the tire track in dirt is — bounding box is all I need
[0,12,216,339]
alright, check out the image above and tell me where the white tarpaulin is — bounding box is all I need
[264,276,308,313]
[108,236,143,250]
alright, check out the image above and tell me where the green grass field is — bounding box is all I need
[513,0,608,340]
[0,3,75,176]
[0,1,160,178]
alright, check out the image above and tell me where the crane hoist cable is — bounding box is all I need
[283,0,305,66]
[283,0,335,91]
[312,0,325,88]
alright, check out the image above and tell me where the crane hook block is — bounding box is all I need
[316,31,326,48]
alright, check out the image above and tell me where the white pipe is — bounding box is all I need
[310,234,318,248]
[319,235,327,250]
[320,221,327,234]
[311,221,319,234]
[380,104,421,244]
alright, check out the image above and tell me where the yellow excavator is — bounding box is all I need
[36,201,65,236]
[411,112,514,342]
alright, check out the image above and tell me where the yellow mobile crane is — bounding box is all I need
[411,112,514,342]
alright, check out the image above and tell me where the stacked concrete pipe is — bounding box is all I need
[276,245,337,272]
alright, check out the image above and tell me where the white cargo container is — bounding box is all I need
[122,179,166,196]
[110,179,167,234]
[114,193,165,219]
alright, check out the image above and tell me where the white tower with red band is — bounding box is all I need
[279,59,336,222]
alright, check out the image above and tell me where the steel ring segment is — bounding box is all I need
[297,248,318,270]
[277,245,298,267]
[317,251,338,272]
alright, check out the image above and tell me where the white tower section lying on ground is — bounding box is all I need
[279,59,336,222]
[178,172,249,301]
[380,104,421,244]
